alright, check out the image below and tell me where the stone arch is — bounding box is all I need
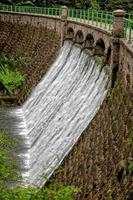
[66,27,74,40]
[84,33,94,50]
[95,38,105,56]
[75,30,84,44]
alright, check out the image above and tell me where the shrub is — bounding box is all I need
[0,55,28,70]
[1,185,80,200]
[0,65,26,95]
[0,55,28,95]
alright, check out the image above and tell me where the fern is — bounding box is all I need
[0,65,26,95]
[0,55,28,70]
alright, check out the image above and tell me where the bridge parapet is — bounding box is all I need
[0,5,133,44]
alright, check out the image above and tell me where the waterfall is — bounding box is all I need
[0,41,108,187]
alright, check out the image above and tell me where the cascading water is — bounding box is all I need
[0,41,109,187]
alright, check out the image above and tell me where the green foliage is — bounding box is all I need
[0,55,27,95]
[90,0,99,10]
[0,132,80,200]
[0,0,100,8]
[75,0,89,8]
[0,0,49,6]
[0,132,20,188]
[103,189,113,200]
[128,161,133,173]
[0,66,26,95]
[0,185,80,200]
[127,130,133,145]
[0,0,34,5]
[1,0,133,10]
[42,185,80,200]
[0,100,7,107]
[71,0,99,9]
[99,62,105,71]
[18,0,34,5]
[105,0,133,12]
[54,166,65,176]
[0,55,28,70]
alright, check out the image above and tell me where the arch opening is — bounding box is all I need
[84,34,94,50]
[95,38,105,56]
[75,30,84,44]
[66,27,74,40]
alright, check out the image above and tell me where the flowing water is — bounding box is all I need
[0,41,109,187]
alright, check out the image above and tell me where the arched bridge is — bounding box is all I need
[0,5,133,88]
[0,5,132,45]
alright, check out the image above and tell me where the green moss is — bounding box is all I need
[127,130,133,145]
[0,132,20,187]
[128,161,133,173]
[0,100,7,108]
[99,62,105,71]
[103,189,113,200]
[54,166,65,176]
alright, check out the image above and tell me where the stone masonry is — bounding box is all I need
[0,8,132,199]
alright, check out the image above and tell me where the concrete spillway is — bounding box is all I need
[0,41,108,187]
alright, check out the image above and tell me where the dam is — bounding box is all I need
[0,41,108,186]
[0,5,132,199]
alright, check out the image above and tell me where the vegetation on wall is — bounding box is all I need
[0,55,27,96]
[0,67,26,95]
[0,132,80,200]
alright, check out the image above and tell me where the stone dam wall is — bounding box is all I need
[0,17,60,104]
[54,39,133,200]
[0,12,133,199]
[0,11,61,34]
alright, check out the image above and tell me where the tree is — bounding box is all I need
[105,0,133,12]
[98,0,106,9]
[90,0,100,9]
[73,0,99,9]
[0,0,34,5]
